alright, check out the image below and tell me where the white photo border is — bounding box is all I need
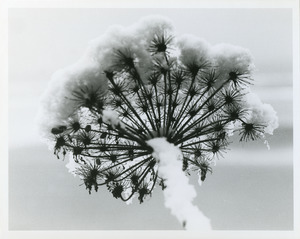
[1,0,299,238]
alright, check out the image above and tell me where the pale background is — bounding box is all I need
[8,8,293,230]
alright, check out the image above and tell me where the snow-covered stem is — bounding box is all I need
[147,137,212,230]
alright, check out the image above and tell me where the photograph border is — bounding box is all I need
[1,0,299,238]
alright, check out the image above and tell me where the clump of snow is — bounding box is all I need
[197,171,203,186]
[225,121,235,137]
[211,43,255,82]
[133,15,174,46]
[66,154,81,177]
[102,109,122,129]
[36,57,107,139]
[147,137,211,230]
[242,91,279,135]
[264,138,271,150]
[87,15,174,79]
[177,34,211,69]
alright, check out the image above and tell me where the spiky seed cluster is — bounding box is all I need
[50,33,266,203]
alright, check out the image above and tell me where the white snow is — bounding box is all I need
[211,43,255,81]
[147,137,212,230]
[197,171,203,186]
[177,34,211,69]
[102,109,122,129]
[87,15,174,79]
[243,91,279,135]
[65,154,78,177]
[36,58,107,138]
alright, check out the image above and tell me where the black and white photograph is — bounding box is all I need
[2,1,300,238]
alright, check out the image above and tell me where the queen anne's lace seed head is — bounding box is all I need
[37,16,278,204]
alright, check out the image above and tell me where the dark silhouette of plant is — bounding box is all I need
[38,17,278,209]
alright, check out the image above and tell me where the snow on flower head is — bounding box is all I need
[36,57,107,139]
[37,15,279,230]
[212,43,255,73]
[211,43,255,87]
[177,34,212,74]
[37,16,176,137]
[242,91,279,135]
[133,15,174,43]
[86,15,174,77]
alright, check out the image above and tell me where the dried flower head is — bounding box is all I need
[38,16,278,206]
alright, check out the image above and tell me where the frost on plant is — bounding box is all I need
[147,137,211,230]
[37,16,278,229]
